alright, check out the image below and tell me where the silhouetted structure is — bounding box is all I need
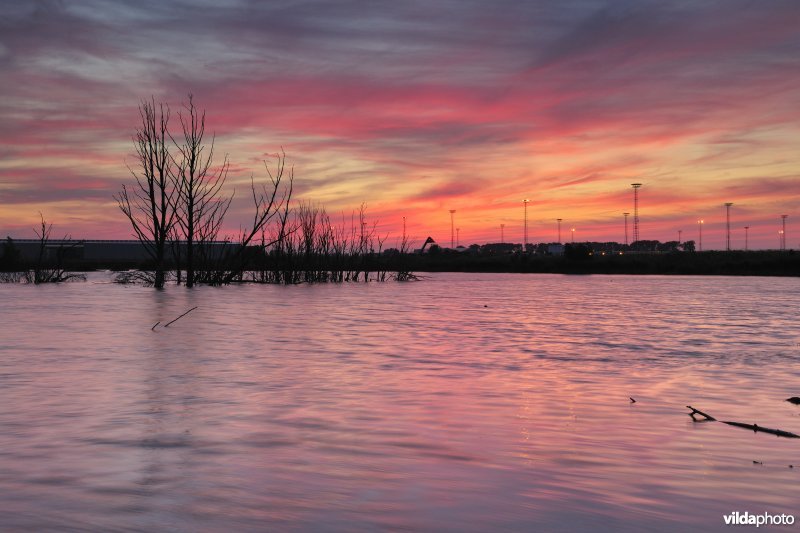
[449,210,456,248]
[781,215,788,250]
[631,183,642,242]
[725,202,733,251]
[698,219,704,251]
[523,199,529,251]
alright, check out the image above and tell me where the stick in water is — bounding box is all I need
[151,321,160,331]
[686,406,800,438]
[164,306,198,328]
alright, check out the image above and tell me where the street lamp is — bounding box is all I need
[571,227,575,244]
[523,199,530,251]
[781,214,788,250]
[449,209,456,248]
[724,202,733,251]
[698,219,704,251]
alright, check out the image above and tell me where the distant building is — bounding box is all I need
[480,243,519,254]
[1,239,240,264]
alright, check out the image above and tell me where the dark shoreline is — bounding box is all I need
[404,250,799,277]
[3,250,797,278]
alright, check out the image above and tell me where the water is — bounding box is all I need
[1,273,799,531]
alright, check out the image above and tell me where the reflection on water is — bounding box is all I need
[1,273,799,531]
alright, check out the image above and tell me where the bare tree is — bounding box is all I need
[116,98,177,288]
[25,213,84,284]
[172,94,231,287]
[207,151,294,285]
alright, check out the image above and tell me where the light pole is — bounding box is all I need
[500,223,505,243]
[698,219,704,251]
[725,202,733,251]
[523,199,529,251]
[456,228,460,247]
[678,229,682,244]
[781,214,788,250]
[744,226,749,251]
[557,218,562,243]
[449,209,456,249]
[571,227,575,244]
[631,183,642,242]
[623,212,630,246]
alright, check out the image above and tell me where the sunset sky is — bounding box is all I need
[1,1,798,249]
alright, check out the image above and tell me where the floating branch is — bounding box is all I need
[163,306,198,327]
[151,321,160,331]
[721,421,800,439]
[786,397,800,405]
[686,405,716,421]
[686,406,800,438]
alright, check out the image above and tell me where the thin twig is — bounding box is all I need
[163,306,198,327]
[151,321,160,330]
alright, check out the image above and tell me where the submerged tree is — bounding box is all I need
[115,98,178,288]
[118,94,295,287]
[117,95,411,287]
[26,214,84,284]
[172,94,231,287]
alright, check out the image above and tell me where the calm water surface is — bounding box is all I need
[1,273,799,531]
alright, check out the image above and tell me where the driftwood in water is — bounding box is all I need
[721,421,800,438]
[151,306,199,330]
[686,406,800,438]
[686,406,716,421]
[786,397,800,405]
[164,306,198,327]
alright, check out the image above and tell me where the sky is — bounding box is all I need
[0,0,798,249]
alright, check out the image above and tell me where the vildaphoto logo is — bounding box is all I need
[724,511,795,527]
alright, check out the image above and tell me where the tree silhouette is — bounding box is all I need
[172,94,231,287]
[116,98,177,288]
